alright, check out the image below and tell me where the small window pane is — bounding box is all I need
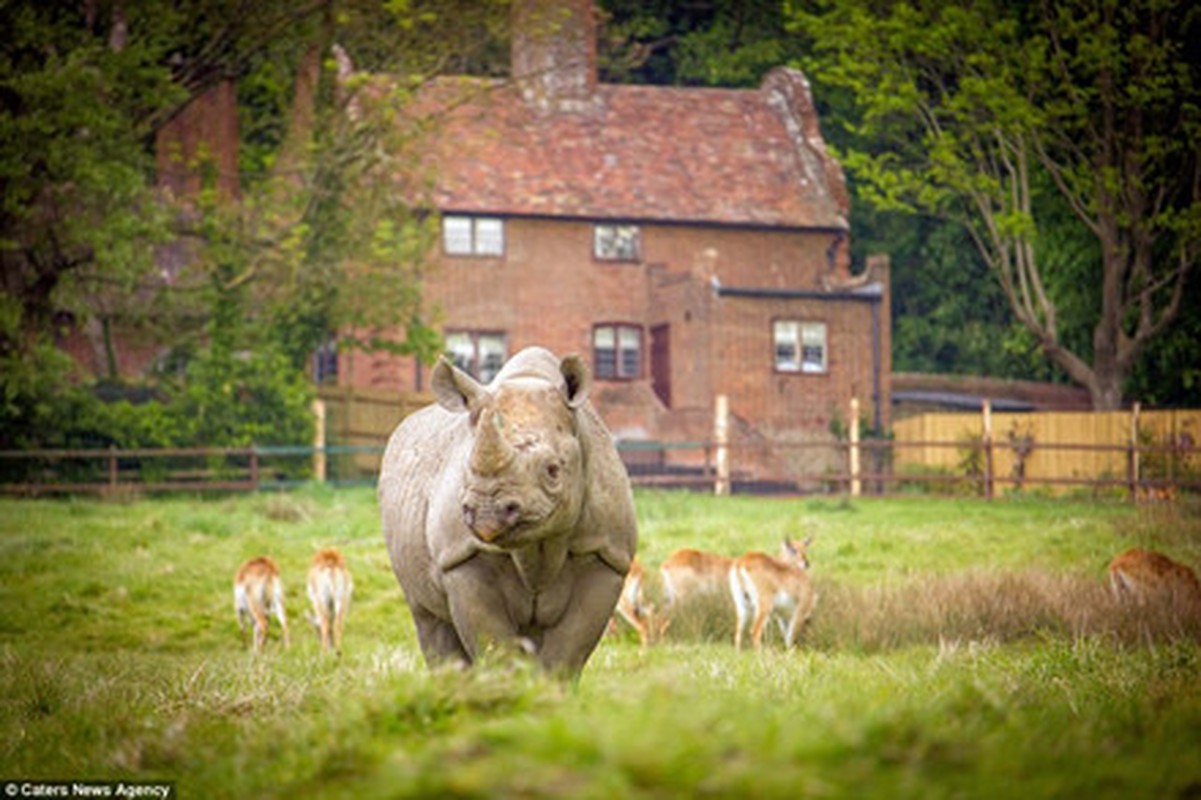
[478,334,506,383]
[443,216,472,254]
[594,225,640,261]
[446,332,474,373]
[312,337,338,384]
[801,323,826,373]
[594,326,616,379]
[619,327,641,377]
[475,218,504,255]
[774,321,799,371]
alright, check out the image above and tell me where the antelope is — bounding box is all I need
[234,556,289,652]
[1136,484,1177,504]
[660,548,733,609]
[307,547,354,656]
[609,558,657,646]
[1108,547,1201,608]
[729,537,817,650]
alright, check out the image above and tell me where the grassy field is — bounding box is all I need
[1,487,1200,798]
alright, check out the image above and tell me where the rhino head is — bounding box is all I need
[431,351,592,548]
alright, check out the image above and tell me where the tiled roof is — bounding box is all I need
[419,68,849,230]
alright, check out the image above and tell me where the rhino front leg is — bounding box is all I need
[409,603,471,668]
[538,555,625,676]
[441,559,529,664]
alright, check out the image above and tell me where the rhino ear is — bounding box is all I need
[432,356,486,415]
[560,354,591,408]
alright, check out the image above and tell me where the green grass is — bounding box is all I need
[1,487,1200,798]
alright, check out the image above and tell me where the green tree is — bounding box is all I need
[0,2,181,377]
[599,0,790,86]
[0,0,505,450]
[790,0,1200,409]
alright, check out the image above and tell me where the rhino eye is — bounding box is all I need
[545,462,562,482]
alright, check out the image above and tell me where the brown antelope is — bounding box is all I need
[729,537,817,650]
[307,547,354,656]
[609,558,657,646]
[234,556,289,652]
[660,548,733,608]
[1136,484,1177,504]
[1108,547,1201,608]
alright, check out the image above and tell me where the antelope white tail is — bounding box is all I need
[307,548,354,656]
[234,555,289,652]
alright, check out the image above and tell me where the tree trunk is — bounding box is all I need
[1087,291,1128,411]
[1088,372,1125,411]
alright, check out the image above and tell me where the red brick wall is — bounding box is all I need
[345,216,889,459]
[155,80,240,203]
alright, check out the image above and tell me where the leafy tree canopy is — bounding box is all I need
[789,0,1201,408]
[0,0,510,450]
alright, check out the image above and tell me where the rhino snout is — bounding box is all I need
[462,498,523,543]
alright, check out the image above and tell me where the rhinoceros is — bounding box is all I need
[379,346,637,675]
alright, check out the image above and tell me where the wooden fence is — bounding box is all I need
[892,405,1201,492]
[313,386,432,479]
[1,394,1197,499]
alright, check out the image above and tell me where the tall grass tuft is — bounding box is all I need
[807,570,1201,652]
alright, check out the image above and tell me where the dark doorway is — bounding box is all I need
[650,324,671,407]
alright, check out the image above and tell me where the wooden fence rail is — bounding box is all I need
[1,395,1195,498]
[0,437,1196,499]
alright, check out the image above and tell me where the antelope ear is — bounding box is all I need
[432,356,487,415]
[560,354,591,408]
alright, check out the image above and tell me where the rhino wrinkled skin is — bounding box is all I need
[379,347,637,675]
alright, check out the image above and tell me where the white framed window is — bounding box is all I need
[593,324,642,380]
[443,215,505,256]
[594,224,640,261]
[445,330,507,384]
[774,320,827,374]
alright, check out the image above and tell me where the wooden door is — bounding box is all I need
[650,324,671,408]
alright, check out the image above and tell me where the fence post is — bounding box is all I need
[249,446,259,490]
[108,446,118,491]
[850,397,861,497]
[312,398,327,483]
[714,394,730,496]
[1128,402,1141,502]
[982,400,994,500]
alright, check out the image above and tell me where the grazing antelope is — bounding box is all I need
[234,556,289,652]
[1136,484,1177,504]
[660,548,733,608]
[609,558,657,646]
[307,547,354,656]
[729,537,817,650]
[1108,547,1201,607]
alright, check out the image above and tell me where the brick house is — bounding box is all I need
[339,0,891,483]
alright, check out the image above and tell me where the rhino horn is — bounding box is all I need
[471,406,514,475]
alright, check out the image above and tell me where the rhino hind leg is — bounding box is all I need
[409,603,471,667]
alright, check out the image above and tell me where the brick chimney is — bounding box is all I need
[511,0,597,112]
